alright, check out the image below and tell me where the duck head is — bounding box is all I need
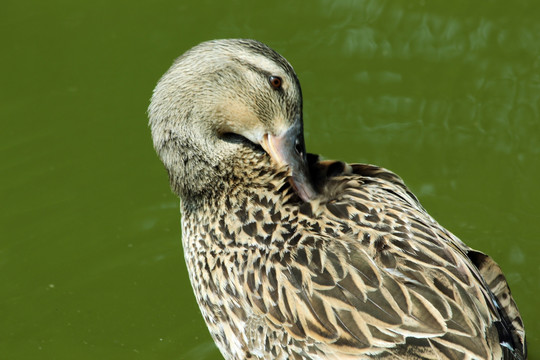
[149,39,316,202]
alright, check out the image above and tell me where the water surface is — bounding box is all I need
[1,1,538,359]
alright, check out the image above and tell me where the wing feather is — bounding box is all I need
[245,159,525,358]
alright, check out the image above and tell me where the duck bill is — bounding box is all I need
[261,120,316,202]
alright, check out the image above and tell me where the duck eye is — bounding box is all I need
[269,76,282,89]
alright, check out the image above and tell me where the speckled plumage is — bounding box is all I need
[149,39,526,360]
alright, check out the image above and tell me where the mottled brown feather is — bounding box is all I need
[178,153,526,359]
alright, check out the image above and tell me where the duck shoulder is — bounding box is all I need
[239,156,525,359]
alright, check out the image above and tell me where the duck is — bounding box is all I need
[148,39,527,360]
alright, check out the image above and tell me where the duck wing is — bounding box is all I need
[245,158,526,359]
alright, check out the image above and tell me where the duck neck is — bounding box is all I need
[171,140,282,210]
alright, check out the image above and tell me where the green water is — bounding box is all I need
[1,1,538,359]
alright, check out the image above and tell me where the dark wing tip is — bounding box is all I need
[467,250,527,359]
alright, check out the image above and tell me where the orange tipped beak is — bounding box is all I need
[260,121,316,202]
